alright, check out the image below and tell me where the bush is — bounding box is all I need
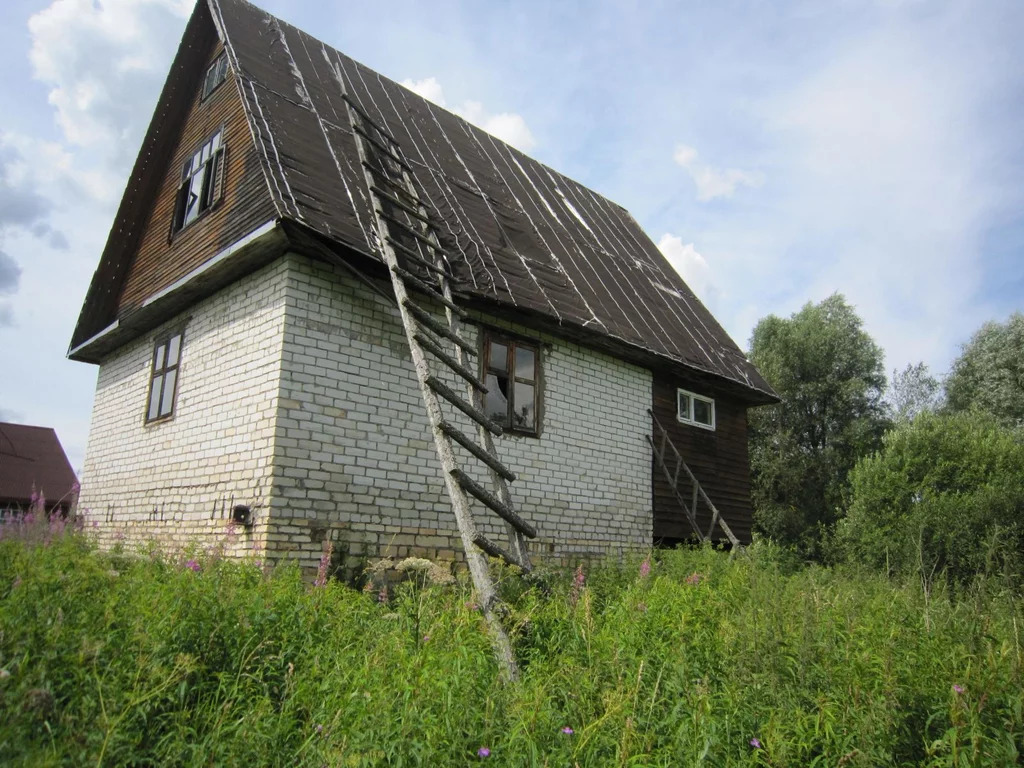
[835,411,1024,583]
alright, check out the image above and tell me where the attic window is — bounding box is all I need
[677,388,715,431]
[201,53,228,100]
[171,129,225,235]
[147,332,183,422]
[483,332,540,436]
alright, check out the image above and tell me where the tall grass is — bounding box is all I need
[1,525,1021,766]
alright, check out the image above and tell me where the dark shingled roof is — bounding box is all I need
[72,0,776,403]
[0,423,79,509]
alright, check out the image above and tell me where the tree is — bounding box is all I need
[748,294,889,555]
[835,411,1024,584]
[945,313,1024,428]
[888,362,942,423]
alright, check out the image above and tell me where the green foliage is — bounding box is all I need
[836,410,1024,583]
[945,312,1024,428]
[2,530,1023,766]
[748,294,890,555]
[889,362,942,423]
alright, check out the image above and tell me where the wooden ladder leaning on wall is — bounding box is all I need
[337,90,534,682]
[647,408,741,549]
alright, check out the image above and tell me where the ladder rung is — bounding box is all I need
[371,186,432,225]
[439,421,516,482]
[426,376,502,436]
[403,300,477,356]
[415,333,486,392]
[472,532,523,569]
[353,125,412,172]
[341,94,398,145]
[393,266,464,316]
[452,469,537,538]
[381,213,442,252]
[361,161,422,202]
[386,238,452,278]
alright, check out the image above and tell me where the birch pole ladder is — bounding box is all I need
[338,91,534,681]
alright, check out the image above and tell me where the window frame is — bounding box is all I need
[482,330,542,437]
[145,331,185,424]
[676,388,716,431]
[170,127,226,239]
[200,53,228,101]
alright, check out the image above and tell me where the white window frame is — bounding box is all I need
[677,388,716,431]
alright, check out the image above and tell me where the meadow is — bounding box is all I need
[1,518,1022,766]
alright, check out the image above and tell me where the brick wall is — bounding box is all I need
[267,254,652,576]
[78,259,290,556]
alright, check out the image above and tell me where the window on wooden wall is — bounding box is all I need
[677,388,715,431]
[201,53,228,100]
[482,332,540,435]
[146,332,184,422]
[171,129,225,236]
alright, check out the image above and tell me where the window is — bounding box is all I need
[171,129,225,235]
[201,53,228,100]
[677,388,715,430]
[483,333,540,435]
[147,333,183,422]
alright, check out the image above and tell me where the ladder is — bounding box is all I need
[647,409,740,548]
[338,91,534,681]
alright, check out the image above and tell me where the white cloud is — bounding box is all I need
[401,77,536,151]
[673,144,764,201]
[657,233,714,301]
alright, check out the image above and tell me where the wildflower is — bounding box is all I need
[464,601,478,611]
[953,684,964,694]
[639,556,651,578]
[314,541,334,588]
[378,585,388,603]
[422,634,430,642]
[315,724,324,734]
[750,738,762,749]
[561,726,574,735]
[686,572,704,586]
[569,564,585,605]
[185,559,201,573]
[477,747,490,758]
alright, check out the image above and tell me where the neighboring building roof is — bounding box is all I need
[0,423,79,508]
[70,0,778,403]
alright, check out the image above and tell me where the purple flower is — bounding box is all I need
[686,572,705,586]
[185,559,201,573]
[315,724,324,734]
[314,542,334,588]
[561,726,574,735]
[570,564,586,606]
[477,747,490,758]
[750,738,762,749]
[422,634,430,642]
[953,684,964,694]
[378,585,388,604]
[639,557,651,578]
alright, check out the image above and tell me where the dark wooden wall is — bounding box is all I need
[117,39,276,313]
[652,373,754,545]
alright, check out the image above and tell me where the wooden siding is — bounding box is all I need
[652,373,754,545]
[117,40,275,314]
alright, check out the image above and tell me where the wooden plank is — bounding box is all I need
[403,300,477,355]
[426,376,503,435]
[414,332,487,392]
[452,469,537,538]
[439,421,516,482]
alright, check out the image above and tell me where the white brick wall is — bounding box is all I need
[268,254,652,574]
[78,253,653,574]
[78,259,290,556]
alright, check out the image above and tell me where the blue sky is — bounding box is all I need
[1,0,1022,471]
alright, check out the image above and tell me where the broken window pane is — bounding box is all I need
[513,382,535,429]
[484,373,509,425]
[489,342,507,372]
[515,346,535,380]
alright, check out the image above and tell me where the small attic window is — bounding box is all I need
[171,129,225,235]
[201,53,228,100]
[677,388,715,431]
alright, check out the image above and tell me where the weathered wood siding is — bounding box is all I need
[117,39,275,313]
[652,374,754,545]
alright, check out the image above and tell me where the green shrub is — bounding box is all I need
[836,410,1024,584]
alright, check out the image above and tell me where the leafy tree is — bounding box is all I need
[888,362,942,423]
[945,313,1024,428]
[835,411,1024,584]
[748,294,889,555]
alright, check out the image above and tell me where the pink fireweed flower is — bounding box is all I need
[477,747,490,758]
[185,559,201,573]
[561,727,574,735]
[953,684,964,694]
[314,542,334,588]
[378,585,388,603]
[422,634,430,642]
[750,738,762,749]
[685,572,704,586]
[569,564,586,605]
[639,557,651,578]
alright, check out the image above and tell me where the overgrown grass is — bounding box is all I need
[1,525,1022,766]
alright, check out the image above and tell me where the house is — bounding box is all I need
[68,0,777,577]
[0,423,79,515]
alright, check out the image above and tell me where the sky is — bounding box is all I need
[0,0,1022,473]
